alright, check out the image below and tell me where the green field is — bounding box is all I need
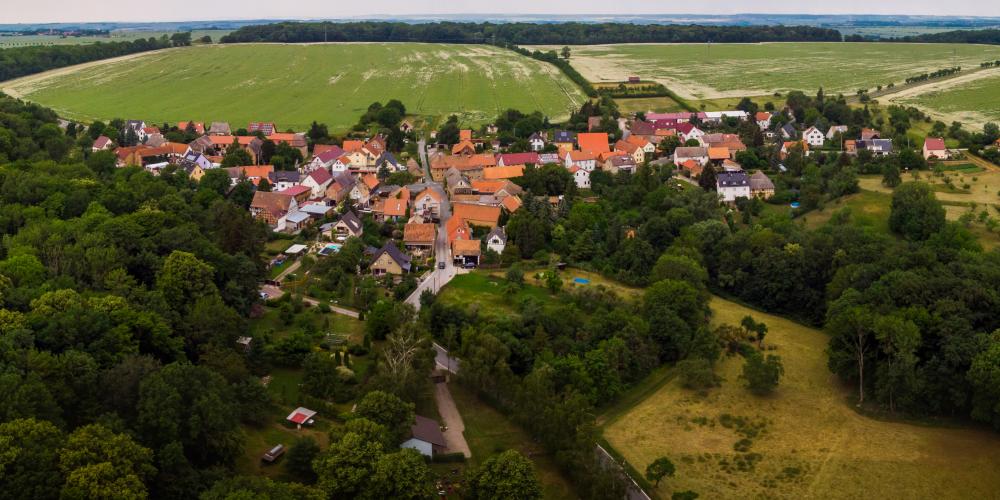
[0,30,230,48]
[896,70,1000,126]
[602,295,1000,499]
[540,42,1000,100]
[2,43,586,131]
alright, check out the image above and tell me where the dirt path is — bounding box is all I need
[1,47,182,99]
[434,382,471,458]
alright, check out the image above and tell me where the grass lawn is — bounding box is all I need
[3,43,586,131]
[937,163,984,174]
[614,96,687,114]
[437,271,553,315]
[897,70,1000,127]
[537,42,1000,100]
[796,189,893,233]
[449,384,577,500]
[602,295,1000,499]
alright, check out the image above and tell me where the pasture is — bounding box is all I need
[602,295,1000,499]
[0,43,586,131]
[538,42,1000,100]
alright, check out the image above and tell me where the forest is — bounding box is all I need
[0,34,188,82]
[219,21,843,45]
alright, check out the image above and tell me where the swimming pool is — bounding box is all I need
[574,277,591,284]
[318,243,342,256]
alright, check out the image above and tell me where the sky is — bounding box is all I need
[4,1,1000,23]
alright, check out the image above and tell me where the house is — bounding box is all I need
[703,110,749,123]
[179,151,214,180]
[177,121,205,135]
[428,152,496,182]
[486,227,506,255]
[370,241,411,277]
[403,223,436,255]
[372,187,409,222]
[564,151,598,171]
[577,132,611,154]
[703,133,747,157]
[708,147,731,163]
[208,122,231,136]
[673,146,709,166]
[553,131,575,151]
[857,139,893,157]
[501,195,522,213]
[250,191,299,231]
[284,211,312,233]
[861,128,881,141]
[375,152,402,172]
[452,239,482,267]
[226,165,274,186]
[401,415,446,457]
[528,132,546,152]
[267,133,309,159]
[749,171,775,199]
[459,129,473,142]
[124,120,147,142]
[496,152,539,167]
[249,122,278,136]
[923,137,948,160]
[351,174,380,206]
[364,135,387,159]
[207,135,263,164]
[277,185,311,204]
[301,168,333,198]
[538,153,562,165]
[802,126,825,147]
[445,168,472,196]
[614,140,645,164]
[755,112,772,130]
[322,211,364,240]
[679,159,704,178]
[452,140,476,156]
[826,125,848,140]
[626,135,656,156]
[414,187,444,220]
[781,141,810,159]
[286,407,317,428]
[446,216,473,243]
[780,123,797,140]
[268,170,301,192]
[482,165,525,180]
[569,166,591,189]
[607,154,638,174]
[299,203,334,220]
[716,171,751,203]
[325,172,357,204]
[92,135,112,152]
[452,203,501,228]
[673,123,705,144]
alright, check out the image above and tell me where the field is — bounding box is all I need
[535,42,1000,100]
[0,43,586,131]
[894,69,1000,126]
[0,30,231,48]
[602,295,1000,499]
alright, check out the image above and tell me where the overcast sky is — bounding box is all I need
[5,1,1000,24]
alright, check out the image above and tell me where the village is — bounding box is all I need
[95,102,959,290]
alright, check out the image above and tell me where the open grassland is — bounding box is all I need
[603,296,1000,499]
[537,42,1000,100]
[893,69,1000,127]
[2,43,586,131]
[0,30,231,48]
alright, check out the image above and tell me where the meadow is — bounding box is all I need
[0,30,231,48]
[537,42,1000,100]
[1,43,586,131]
[602,295,1000,499]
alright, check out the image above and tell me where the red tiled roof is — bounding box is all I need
[577,132,610,154]
[924,137,946,151]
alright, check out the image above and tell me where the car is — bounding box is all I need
[259,292,269,300]
[464,262,476,269]
[437,262,445,269]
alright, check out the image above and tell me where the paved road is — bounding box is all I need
[433,342,460,374]
[273,258,302,283]
[596,443,652,500]
[434,382,471,458]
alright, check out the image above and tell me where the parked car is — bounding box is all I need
[438,262,446,269]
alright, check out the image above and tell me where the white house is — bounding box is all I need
[755,112,772,130]
[703,110,749,123]
[826,125,848,140]
[400,415,446,458]
[716,171,751,203]
[569,166,591,189]
[301,168,333,198]
[414,187,444,219]
[564,151,598,172]
[802,126,826,147]
[486,227,506,255]
[528,132,546,152]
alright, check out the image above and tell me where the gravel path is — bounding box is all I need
[434,382,471,458]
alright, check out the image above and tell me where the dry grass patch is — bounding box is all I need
[603,296,1000,499]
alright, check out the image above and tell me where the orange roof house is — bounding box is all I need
[708,147,731,161]
[403,223,437,246]
[226,165,274,186]
[482,165,525,180]
[459,129,473,141]
[452,238,481,257]
[452,140,476,156]
[446,216,472,242]
[501,195,522,213]
[452,203,501,228]
[680,159,703,178]
[577,132,611,154]
[342,140,364,152]
[178,121,205,135]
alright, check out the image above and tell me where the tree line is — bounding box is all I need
[0,35,189,82]
[220,21,843,45]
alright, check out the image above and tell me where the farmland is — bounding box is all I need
[0,30,231,48]
[536,42,1000,100]
[1,43,586,131]
[893,69,1000,127]
[602,295,1000,499]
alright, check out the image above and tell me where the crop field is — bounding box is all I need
[536,42,1000,100]
[894,70,1000,126]
[602,296,1000,499]
[0,30,231,48]
[0,43,585,131]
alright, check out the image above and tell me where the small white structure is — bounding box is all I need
[284,244,308,256]
[486,227,506,255]
[569,166,591,189]
[716,171,751,203]
[528,132,546,152]
[286,407,317,429]
[400,415,446,457]
[802,126,825,147]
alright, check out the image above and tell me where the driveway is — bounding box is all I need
[434,381,471,458]
[258,283,360,319]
